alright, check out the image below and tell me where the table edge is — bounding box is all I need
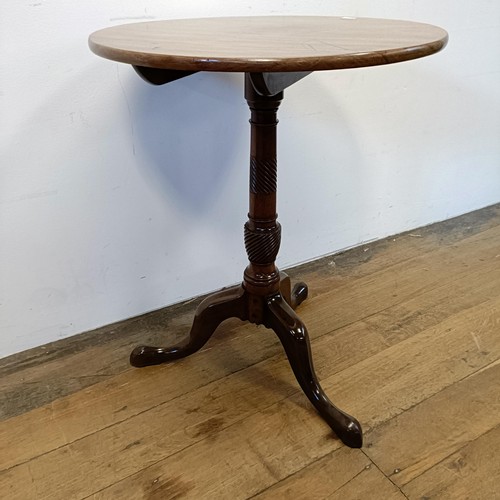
[88,16,449,73]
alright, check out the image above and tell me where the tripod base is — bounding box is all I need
[130,273,362,448]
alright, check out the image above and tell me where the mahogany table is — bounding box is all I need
[89,16,448,448]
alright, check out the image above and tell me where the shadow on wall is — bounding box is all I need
[130,70,246,215]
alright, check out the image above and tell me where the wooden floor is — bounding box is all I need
[1,204,500,499]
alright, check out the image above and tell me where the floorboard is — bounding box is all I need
[1,203,500,499]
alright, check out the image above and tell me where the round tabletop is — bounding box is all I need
[89,16,448,73]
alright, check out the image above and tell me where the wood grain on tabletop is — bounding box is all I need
[88,16,448,71]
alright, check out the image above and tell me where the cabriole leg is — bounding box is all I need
[130,285,246,367]
[265,293,363,448]
[279,272,309,310]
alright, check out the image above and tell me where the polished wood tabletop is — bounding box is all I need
[89,16,448,72]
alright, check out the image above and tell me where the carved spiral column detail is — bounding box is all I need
[244,223,281,264]
[250,157,278,194]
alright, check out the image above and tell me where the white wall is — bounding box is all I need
[1,1,499,358]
